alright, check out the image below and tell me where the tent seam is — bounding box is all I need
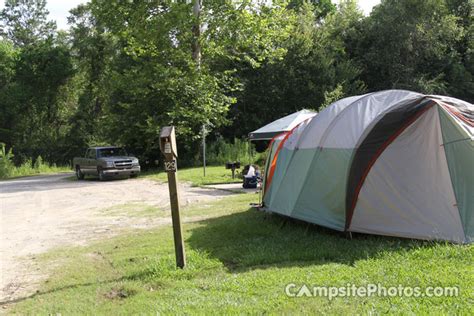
[290,92,379,220]
[437,105,468,243]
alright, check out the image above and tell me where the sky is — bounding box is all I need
[0,0,381,30]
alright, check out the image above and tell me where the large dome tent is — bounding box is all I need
[262,90,473,243]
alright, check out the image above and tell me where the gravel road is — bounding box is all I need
[0,173,230,303]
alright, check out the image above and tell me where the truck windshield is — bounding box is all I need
[97,148,127,157]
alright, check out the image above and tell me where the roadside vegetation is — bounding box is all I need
[10,194,473,314]
[0,144,69,179]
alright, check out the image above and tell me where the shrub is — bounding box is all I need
[0,143,15,178]
[33,155,43,170]
[13,158,34,177]
[205,138,262,166]
[0,145,70,179]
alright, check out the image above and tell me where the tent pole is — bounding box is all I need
[248,139,251,165]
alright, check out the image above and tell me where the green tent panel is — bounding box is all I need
[438,107,474,242]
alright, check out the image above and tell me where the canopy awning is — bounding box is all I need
[248,109,317,140]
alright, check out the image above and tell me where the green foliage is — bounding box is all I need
[348,0,473,100]
[321,83,345,109]
[0,1,74,165]
[9,40,74,163]
[223,0,366,138]
[288,0,336,20]
[206,138,258,166]
[0,40,17,145]
[0,144,69,179]
[33,0,291,166]
[0,143,15,178]
[0,0,56,46]
[33,155,43,169]
[0,0,473,167]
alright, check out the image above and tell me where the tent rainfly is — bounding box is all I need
[248,109,317,140]
[262,90,474,243]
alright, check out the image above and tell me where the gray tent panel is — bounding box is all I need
[249,109,317,140]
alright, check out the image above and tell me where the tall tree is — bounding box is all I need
[192,0,202,67]
[288,0,336,20]
[65,0,296,164]
[0,0,56,47]
[0,40,17,147]
[10,40,74,162]
[348,0,471,99]
[66,3,114,158]
[0,0,74,163]
[221,0,365,139]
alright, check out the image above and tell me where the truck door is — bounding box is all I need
[87,149,97,174]
[82,149,90,174]
[92,149,100,174]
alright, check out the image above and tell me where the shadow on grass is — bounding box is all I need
[0,276,130,306]
[187,208,436,272]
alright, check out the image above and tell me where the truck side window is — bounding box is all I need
[88,149,96,159]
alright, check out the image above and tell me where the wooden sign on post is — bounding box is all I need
[159,126,186,269]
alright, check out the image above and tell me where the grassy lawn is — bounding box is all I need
[143,165,242,186]
[9,194,473,314]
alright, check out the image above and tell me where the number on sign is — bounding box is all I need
[165,160,176,172]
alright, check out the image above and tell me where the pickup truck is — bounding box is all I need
[72,146,140,180]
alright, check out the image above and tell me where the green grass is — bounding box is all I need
[8,194,473,314]
[100,195,249,219]
[143,166,243,186]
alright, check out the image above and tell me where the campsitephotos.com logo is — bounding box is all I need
[285,283,459,300]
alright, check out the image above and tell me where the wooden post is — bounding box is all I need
[166,161,186,268]
[160,126,186,269]
[202,124,206,177]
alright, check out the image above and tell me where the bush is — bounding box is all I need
[205,138,262,166]
[254,149,268,167]
[33,155,43,170]
[12,158,34,177]
[0,144,70,179]
[0,143,15,178]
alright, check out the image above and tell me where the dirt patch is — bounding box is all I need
[104,287,137,300]
[0,173,231,303]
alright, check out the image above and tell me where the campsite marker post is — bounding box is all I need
[202,124,207,177]
[159,126,186,269]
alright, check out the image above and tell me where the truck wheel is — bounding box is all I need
[98,167,106,181]
[75,166,85,180]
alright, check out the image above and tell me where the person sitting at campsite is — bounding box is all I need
[243,164,259,189]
